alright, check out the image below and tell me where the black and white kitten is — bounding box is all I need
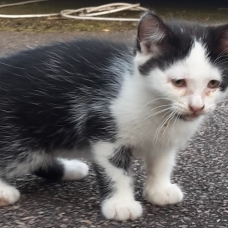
[0,12,228,220]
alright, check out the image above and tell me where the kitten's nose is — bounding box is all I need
[189,104,204,113]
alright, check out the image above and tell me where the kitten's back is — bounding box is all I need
[0,39,131,154]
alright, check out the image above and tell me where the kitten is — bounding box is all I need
[0,12,227,221]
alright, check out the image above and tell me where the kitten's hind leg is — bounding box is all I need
[0,178,20,206]
[33,158,89,182]
[92,142,142,221]
[58,158,89,181]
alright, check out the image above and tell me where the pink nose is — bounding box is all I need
[189,105,204,113]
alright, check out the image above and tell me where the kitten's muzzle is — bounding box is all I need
[188,104,205,113]
[176,104,205,121]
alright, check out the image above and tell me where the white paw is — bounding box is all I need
[102,199,142,221]
[0,185,20,206]
[145,184,183,206]
[59,159,89,181]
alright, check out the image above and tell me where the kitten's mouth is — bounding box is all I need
[176,113,201,121]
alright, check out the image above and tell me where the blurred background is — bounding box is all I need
[0,0,227,32]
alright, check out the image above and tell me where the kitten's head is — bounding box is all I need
[135,12,228,121]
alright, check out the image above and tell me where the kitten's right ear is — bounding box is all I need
[136,12,170,56]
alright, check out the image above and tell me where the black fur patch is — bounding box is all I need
[138,20,196,75]
[137,15,228,91]
[109,146,133,172]
[204,24,228,91]
[0,39,132,174]
[93,163,116,200]
[33,159,64,181]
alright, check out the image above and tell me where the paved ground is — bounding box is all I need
[0,31,228,228]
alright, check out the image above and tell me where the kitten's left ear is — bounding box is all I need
[213,24,228,55]
[136,12,171,56]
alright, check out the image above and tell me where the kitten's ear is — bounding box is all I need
[136,12,170,56]
[215,24,228,55]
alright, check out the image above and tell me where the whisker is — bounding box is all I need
[160,111,176,141]
[149,104,171,112]
[140,97,172,111]
[144,107,173,120]
[153,110,174,144]
[213,48,228,65]
[172,112,179,135]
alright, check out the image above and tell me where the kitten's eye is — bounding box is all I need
[171,79,186,87]
[208,80,220,89]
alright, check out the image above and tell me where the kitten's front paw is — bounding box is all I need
[145,184,183,206]
[0,186,20,206]
[102,199,142,220]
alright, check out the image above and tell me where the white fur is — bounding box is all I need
[112,40,223,147]
[0,180,20,206]
[58,158,89,181]
[92,142,142,220]
[144,149,183,205]
[110,40,224,209]
[144,41,223,115]
[134,52,152,66]
[102,199,142,221]
[145,184,183,205]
